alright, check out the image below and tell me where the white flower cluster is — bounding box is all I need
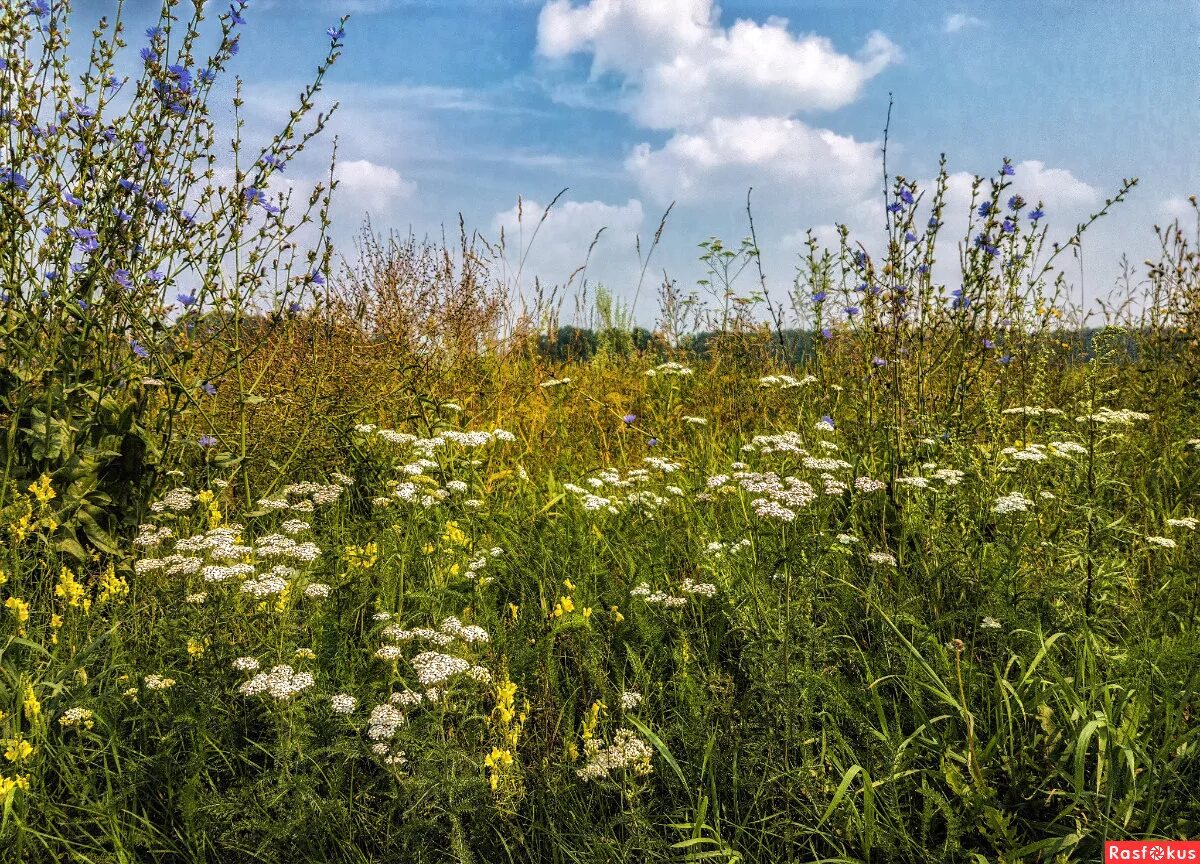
[854,476,886,493]
[868,551,897,566]
[1166,517,1197,530]
[758,374,816,389]
[895,476,930,489]
[410,652,471,686]
[1076,407,1150,425]
[238,665,314,700]
[59,707,95,728]
[803,456,852,472]
[1002,444,1048,462]
[576,729,654,782]
[646,361,693,377]
[241,574,288,597]
[1048,440,1088,456]
[368,704,407,740]
[232,657,261,672]
[330,694,358,714]
[679,578,717,597]
[683,416,708,425]
[630,582,687,608]
[151,488,196,513]
[134,525,174,549]
[144,674,176,691]
[539,377,572,388]
[1146,536,1177,549]
[752,498,796,522]
[256,534,322,562]
[1001,406,1063,416]
[620,691,643,710]
[993,492,1033,514]
[357,425,515,453]
[749,432,808,455]
[932,468,965,485]
[704,538,751,557]
[304,582,332,598]
[643,456,682,473]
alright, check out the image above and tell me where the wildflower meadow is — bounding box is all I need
[2,2,1199,862]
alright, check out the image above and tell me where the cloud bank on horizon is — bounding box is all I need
[80,0,1192,322]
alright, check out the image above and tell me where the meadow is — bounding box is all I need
[3,2,1200,862]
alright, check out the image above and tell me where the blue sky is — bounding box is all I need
[75,0,1200,324]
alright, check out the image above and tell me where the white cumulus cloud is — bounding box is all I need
[625,115,880,205]
[334,160,416,216]
[537,0,900,129]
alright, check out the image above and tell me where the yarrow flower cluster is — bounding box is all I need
[645,361,693,377]
[238,665,314,700]
[576,729,654,782]
[993,492,1033,514]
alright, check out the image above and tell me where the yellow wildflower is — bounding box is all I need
[344,543,379,570]
[4,739,34,763]
[5,597,30,633]
[28,474,55,505]
[187,638,206,658]
[275,582,292,614]
[55,566,86,608]
[98,564,128,603]
[23,683,41,719]
[0,775,30,800]
[442,521,467,547]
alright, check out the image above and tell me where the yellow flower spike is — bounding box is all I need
[0,569,6,588]
[582,607,592,620]
[98,564,128,604]
[6,596,30,628]
[560,596,574,614]
[508,603,519,621]
[23,684,41,719]
[28,474,56,506]
[274,582,292,614]
[187,638,206,658]
[610,605,624,623]
[562,579,575,592]
[55,566,86,608]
